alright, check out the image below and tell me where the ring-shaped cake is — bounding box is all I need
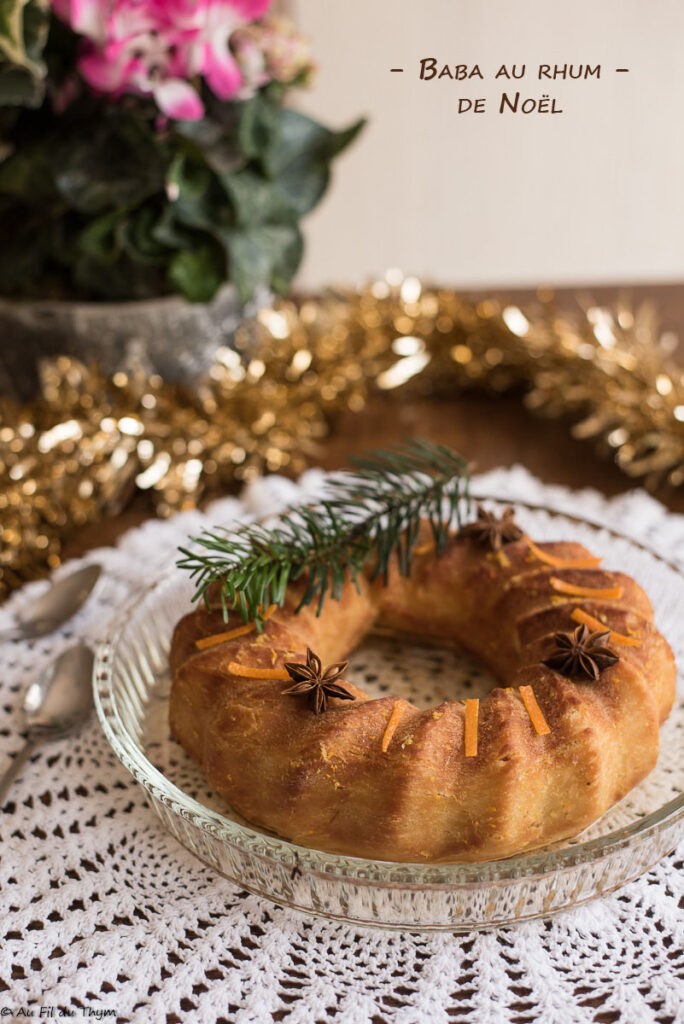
[170,510,676,862]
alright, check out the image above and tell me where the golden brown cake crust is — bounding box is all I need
[169,531,677,863]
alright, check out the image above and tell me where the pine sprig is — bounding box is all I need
[176,440,470,627]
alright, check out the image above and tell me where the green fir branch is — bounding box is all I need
[177,440,471,628]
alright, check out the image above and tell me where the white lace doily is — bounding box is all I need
[1,467,683,1024]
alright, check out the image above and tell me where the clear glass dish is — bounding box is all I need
[93,497,684,931]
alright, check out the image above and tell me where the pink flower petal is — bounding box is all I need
[202,42,242,99]
[79,48,128,91]
[70,0,107,40]
[229,0,272,19]
[154,79,205,120]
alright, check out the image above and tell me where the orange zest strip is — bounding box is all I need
[227,662,291,680]
[570,608,641,646]
[519,686,551,736]
[195,605,277,650]
[526,538,602,570]
[549,578,623,601]
[381,701,405,753]
[196,622,256,650]
[464,698,480,757]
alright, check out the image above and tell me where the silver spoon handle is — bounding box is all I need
[0,735,43,806]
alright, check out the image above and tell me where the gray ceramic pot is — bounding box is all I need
[0,284,260,399]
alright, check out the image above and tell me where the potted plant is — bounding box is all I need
[0,0,363,396]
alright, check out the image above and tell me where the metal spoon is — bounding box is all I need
[0,643,94,805]
[0,563,102,642]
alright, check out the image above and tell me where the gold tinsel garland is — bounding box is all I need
[2,273,683,598]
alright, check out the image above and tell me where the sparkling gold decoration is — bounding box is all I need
[2,273,683,598]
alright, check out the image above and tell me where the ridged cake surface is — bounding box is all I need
[169,532,676,862]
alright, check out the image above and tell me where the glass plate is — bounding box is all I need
[93,497,684,931]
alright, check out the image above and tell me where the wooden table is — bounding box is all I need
[63,280,684,560]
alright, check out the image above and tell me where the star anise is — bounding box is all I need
[282,647,355,714]
[542,624,619,681]
[459,505,523,551]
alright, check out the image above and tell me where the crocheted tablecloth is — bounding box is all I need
[1,467,683,1024]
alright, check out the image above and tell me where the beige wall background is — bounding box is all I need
[288,0,684,290]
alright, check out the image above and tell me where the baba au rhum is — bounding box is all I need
[170,506,676,863]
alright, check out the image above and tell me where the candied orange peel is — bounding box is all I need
[464,698,480,757]
[195,604,277,650]
[570,608,641,646]
[526,538,602,570]
[549,578,622,600]
[519,685,551,736]
[381,701,405,753]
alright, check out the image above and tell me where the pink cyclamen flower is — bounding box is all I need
[52,0,272,120]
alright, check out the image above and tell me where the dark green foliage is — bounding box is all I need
[54,116,166,214]
[177,441,471,630]
[0,0,49,108]
[168,242,225,303]
[0,24,365,302]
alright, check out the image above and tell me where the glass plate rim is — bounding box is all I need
[93,492,684,886]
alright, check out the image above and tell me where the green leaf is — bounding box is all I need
[78,210,121,264]
[0,60,41,105]
[168,242,224,302]
[0,138,56,201]
[174,117,245,176]
[151,205,197,250]
[264,108,365,178]
[0,0,46,69]
[220,168,296,228]
[228,106,365,224]
[224,223,303,302]
[271,157,330,218]
[0,0,48,107]
[55,116,165,214]
[165,151,231,234]
[119,206,172,266]
[238,93,281,163]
